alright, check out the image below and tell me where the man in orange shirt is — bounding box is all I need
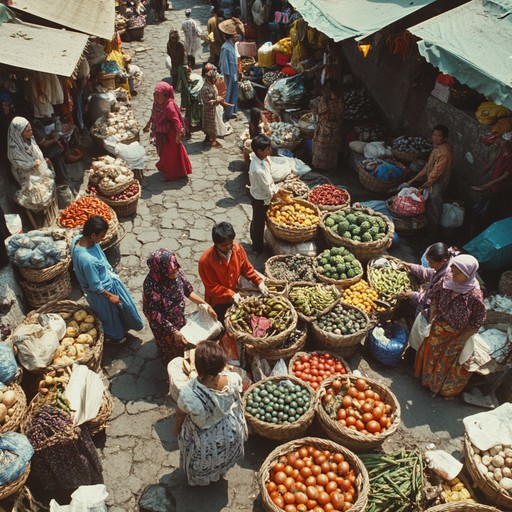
[198,222,269,322]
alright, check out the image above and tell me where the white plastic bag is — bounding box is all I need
[441,202,465,228]
[264,229,317,256]
[408,313,431,350]
[115,141,148,170]
[270,359,288,377]
[425,450,463,481]
[363,141,393,159]
[12,324,59,371]
[50,484,108,512]
[38,313,67,340]
[168,357,196,401]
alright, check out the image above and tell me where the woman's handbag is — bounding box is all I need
[408,312,431,350]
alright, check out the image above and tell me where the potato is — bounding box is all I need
[59,312,72,320]
[66,345,77,357]
[79,322,94,334]
[76,334,94,345]
[54,356,74,366]
[7,408,14,417]
[61,337,75,348]
[87,327,98,340]
[66,326,79,338]
[73,309,88,322]
[0,403,6,423]
[84,314,95,324]
[2,390,16,408]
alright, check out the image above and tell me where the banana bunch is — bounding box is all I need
[273,37,292,54]
[441,477,476,503]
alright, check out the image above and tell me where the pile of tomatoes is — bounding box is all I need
[265,445,358,511]
[291,352,348,390]
[323,377,394,435]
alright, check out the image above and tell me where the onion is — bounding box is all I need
[499,477,512,491]
[493,455,505,468]
[482,455,492,467]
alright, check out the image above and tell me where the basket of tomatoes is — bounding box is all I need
[315,375,401,452]
[242,375,315,441]
[259,436,369,512]
[288,351,350,391]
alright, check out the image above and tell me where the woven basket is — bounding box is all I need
[20,271,72,309]
[98,73,116,90]
[245,325,307,361]
[464,434,512,509]
[485,309,512,325]
[357,160,407,195]
[393,149,429,163]
[242,375,314,441]
[85,389,113,435]
[387,199,428,235]
[272,138,302,151]
[100,180,141,217]
[499,271,512,296]
[0,462,31,501]
[28,300,104,373]
[307,188,351,212]
[320,208,394,263]
[288,282,341,323]
[314,256,364,290]
[97,172,135,196]
[266,198,320,243]
[127,25,144,41]
[288,350,351,380]
[427,503,501,511]
[264,254,316,283]
[316,374,401,452]
[310,300,370,357]
[0,382,26,434]
[259,436,369,512]
[224,295,298,350]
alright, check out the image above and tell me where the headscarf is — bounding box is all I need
[146,248,180,283]
[151,82,184,134]
[443,254,480,294]
[206,69,219,81]
[7,117,46,180]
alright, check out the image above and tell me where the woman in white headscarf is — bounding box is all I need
[7,116,55,210]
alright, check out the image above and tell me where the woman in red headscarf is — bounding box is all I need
[143,82,192,181]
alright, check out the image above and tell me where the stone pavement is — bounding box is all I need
[95,2,482,511]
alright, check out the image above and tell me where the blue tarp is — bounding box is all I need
[288,0,436,42]
[409,0,512,109]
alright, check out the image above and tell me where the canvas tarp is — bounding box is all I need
[288,0,436,42]
[409,0,512,109]
[0,22,89,77]
[11,0,114,40]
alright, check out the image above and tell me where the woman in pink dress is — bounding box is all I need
[143,82,192,181]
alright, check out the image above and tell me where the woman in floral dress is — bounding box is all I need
[414,254,486,398]
[142,249,217,365]
[174,340,247,485]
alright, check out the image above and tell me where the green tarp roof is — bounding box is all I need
[409,0,512,109]
[288,0,436,42]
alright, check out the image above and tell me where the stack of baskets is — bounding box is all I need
[98,73,116,90]
[387,197,428,236]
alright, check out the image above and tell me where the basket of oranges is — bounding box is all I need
[341,280,385,317]
[266,197,320,243]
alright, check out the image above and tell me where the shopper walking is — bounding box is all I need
[207,7,224,66]
[166,29,186,91]
[181,9,207,68]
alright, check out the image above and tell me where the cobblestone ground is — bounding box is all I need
[96,2,481,510]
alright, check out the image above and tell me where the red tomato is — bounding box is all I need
[332,379,342,392]
[306,486,319,500]
[330,491,345,510]
[274,471,287,484]
[317,491,330,506]
[284,492,296,504]
[366,420,382,434]
[342,396,353,408]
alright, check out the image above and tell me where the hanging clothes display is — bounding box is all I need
[25,72,64,118]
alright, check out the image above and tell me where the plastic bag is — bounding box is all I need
[363,141,393,159]
[167,357,195,401]
[0,432,34,486]
[440,202,464,228]
[179,305,224,346]
[115,141,148,170]
[264,229,317,256]
[368,323,408,366]
[11,324,60,371]
[50,484,108,512]
[267,73,305,107]
[38,313,67,340]
[0,343,17,385]
[15,175,55,212]
[57,185,74,209]
[391,188,425,216]
[269,359,288,377]
[408,313,431,350]
[425,449,462,481]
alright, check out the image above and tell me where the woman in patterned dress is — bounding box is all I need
[414,255,486,399]
[200,69,223,148]
[142,249,217,365]
[174,340,247,486]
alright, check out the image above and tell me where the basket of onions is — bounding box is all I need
[87,180,141,218]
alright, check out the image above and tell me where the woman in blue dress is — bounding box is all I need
[71,216,144,344]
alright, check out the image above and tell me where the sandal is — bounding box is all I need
[211,141,222,148]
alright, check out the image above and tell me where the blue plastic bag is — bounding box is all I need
[0,432,34,486]
[368,323,408,366]
[464,217,512,270]
[0,343,17,385]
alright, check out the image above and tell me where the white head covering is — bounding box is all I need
[7,116,46,185]
[502,132,512,142]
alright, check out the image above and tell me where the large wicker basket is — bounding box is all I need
[357,159,408,195]
[464,434,512,509]
[499,270,512,296]
[20,271,72,309]
[98,73,116,90]
[100,180,141,217]
[310,300,370,357]
[313,256,364,290]
[97,172,135,197]
[316,374,401,451]
[288,282,341,323]
[387,199,428,235]
[0,462,31,501]
[242,375,315,441]
[288,350,351,381]
[426,503,501,511]
[320,208,394,263]
[224,295,298,350]
[307,187,351,212]
[245,325,307,362]
[85,389,113,435]
[0,382,26,434]
[264,254,316,283]
[28,300,104,373]
[393,149,430,163]
[258,436,369,512]
[265,198,320,243]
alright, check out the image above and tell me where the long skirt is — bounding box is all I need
[178,408,246,486]
[84,277,144,340]
[414,319,471,397]
[156,130,192,181]
[149,323,184,366]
